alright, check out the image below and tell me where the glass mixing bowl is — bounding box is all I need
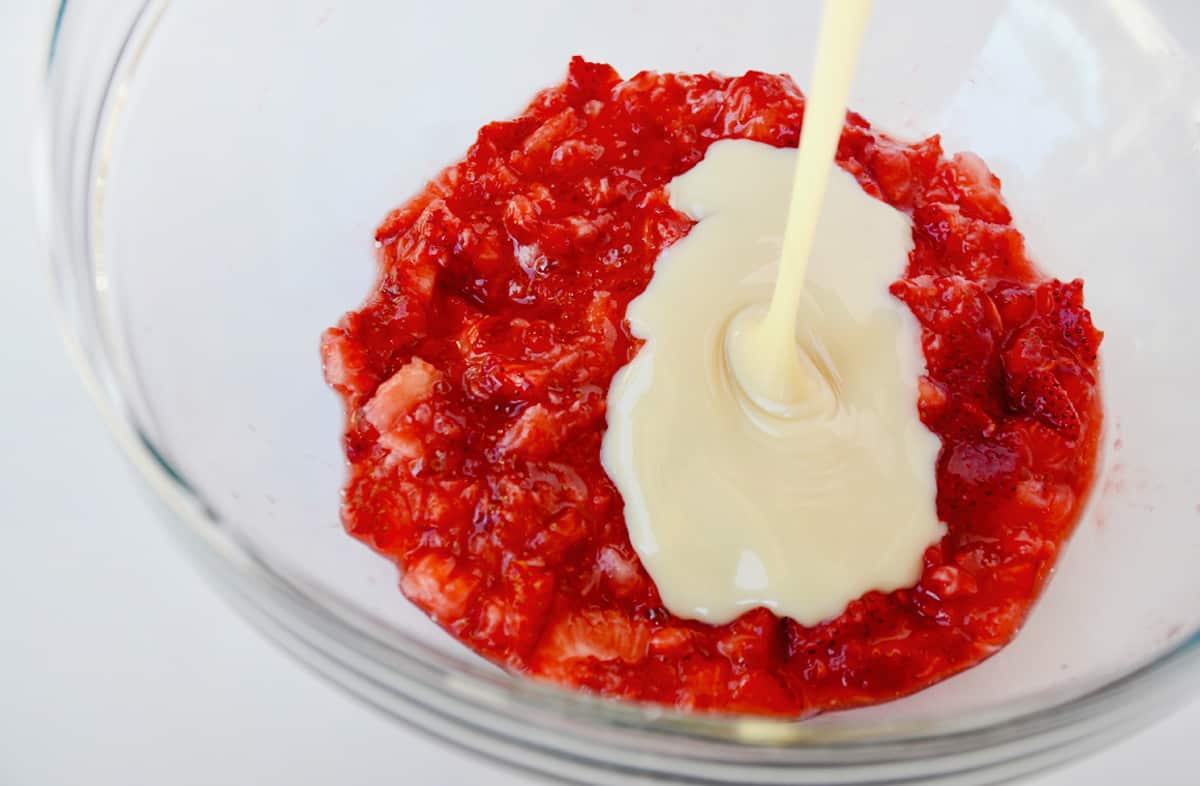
[37,1,1200,783]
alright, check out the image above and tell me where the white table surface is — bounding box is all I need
[2,2,1196,784]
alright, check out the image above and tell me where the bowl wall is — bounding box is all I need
[42,1,1200,782]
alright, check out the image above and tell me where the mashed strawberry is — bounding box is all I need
[322,58,1103,716]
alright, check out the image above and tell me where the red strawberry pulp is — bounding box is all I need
[321,58,1103,716]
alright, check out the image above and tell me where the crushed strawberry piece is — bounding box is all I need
[364,358,441,433]
[322,58,1103,716]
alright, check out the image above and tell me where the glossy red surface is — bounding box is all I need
[321,58,1103,716]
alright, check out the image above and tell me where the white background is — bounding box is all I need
[1,2,1197,784]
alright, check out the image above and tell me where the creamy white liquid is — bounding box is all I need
[600,140,942,626]
[601,0,942,626]
[728,0,876,412]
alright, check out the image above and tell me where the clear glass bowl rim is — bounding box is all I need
[34,1,1200,782]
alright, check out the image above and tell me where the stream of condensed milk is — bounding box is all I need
[726,0,875,414]
[600,0,943,627]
